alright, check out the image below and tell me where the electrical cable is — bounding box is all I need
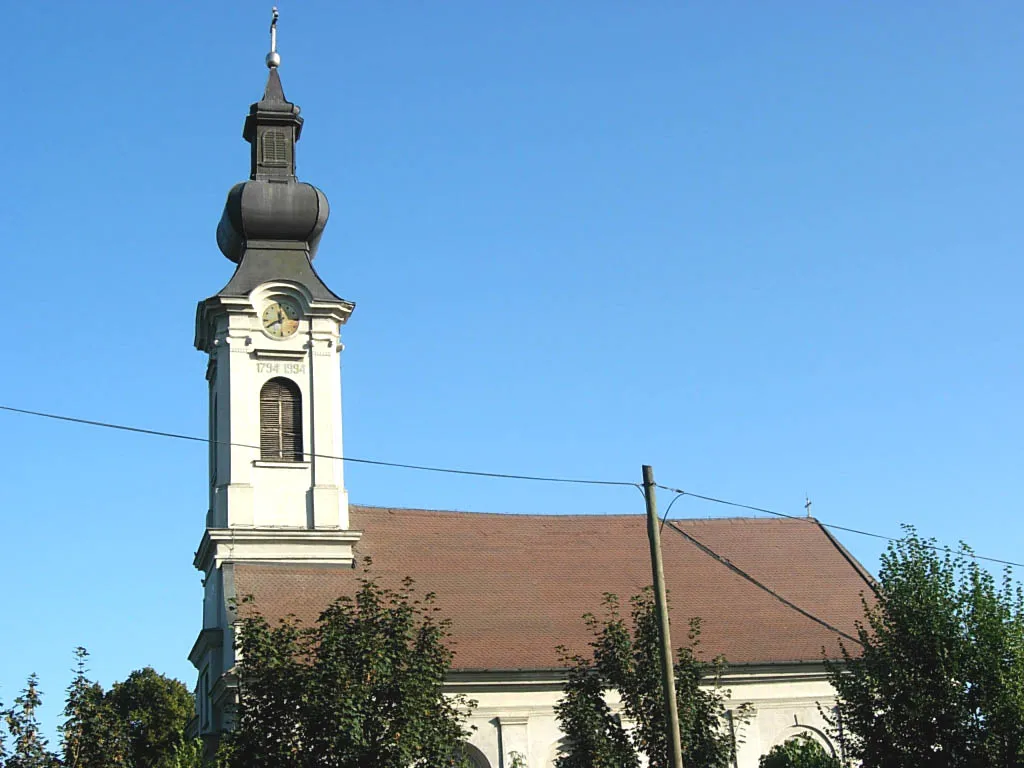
[2,403,1020,569]
[655,489,866,653]
[663,520,863,646]
[660,492,685,533]
[656,484,1024,569]
[0,405,637,489]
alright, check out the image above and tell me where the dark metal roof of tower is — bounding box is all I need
[212,11,341,303]
[242,67,303,179]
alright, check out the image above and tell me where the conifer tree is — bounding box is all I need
[4,674,60,768]
[0,696,8,767]
[62,647,131,768]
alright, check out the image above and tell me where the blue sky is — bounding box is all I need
[2,0,1022,741]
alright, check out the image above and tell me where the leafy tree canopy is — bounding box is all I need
[108,667,195,768]
[826,526,1024,768]
[217,566,475,768]
[1,653,199,768]
[555,590,748,768]
[759,734,840,768]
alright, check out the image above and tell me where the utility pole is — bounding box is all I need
[643,464,685,768]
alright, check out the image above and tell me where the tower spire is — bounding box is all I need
[243,7,302,183]
[215,6,334,266]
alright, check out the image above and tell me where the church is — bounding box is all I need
[188,27,874,768]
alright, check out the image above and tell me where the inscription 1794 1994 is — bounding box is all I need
[256,362,306,375]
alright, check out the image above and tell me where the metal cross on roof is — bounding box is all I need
[267,7,281,69]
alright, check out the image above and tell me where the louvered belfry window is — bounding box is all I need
[260,378,303,461]
[261,129,289,167]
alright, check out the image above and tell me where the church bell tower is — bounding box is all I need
[190,12,360,736]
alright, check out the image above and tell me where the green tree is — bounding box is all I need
[759,734,840,768]
[826,526,1024,768]
[4,674,60,768]
[62,648,131,768]
[108,667,196,768]
[554,656,638,768]
[0,695,8,767]
[555,590,748,768]
[171,737,203,768]
[218,567,475,768]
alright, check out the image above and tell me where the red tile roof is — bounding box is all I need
[234,506,874,670]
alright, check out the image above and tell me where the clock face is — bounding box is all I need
[261,298,301,339]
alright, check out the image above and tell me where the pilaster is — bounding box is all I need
[498,715,530,768]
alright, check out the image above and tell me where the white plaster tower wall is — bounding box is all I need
[204,283,351,533]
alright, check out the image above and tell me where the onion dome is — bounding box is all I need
[215,56,330,264]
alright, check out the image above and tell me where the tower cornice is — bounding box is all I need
[195,290,354,353]
[194,528,363,573]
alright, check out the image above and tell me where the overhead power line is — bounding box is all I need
[664,520,862,646]
[0,405,633,488]
[655,484,1024,570]
[2,403,1021,569]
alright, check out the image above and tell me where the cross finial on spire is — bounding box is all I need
[805,496,812,518]
[266,7,281,69]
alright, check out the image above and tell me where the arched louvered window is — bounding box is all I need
[260,378,303,461]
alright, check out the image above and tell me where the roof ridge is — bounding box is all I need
[351,505,806,523]
[351,505,647,519]
[814,519,878,592]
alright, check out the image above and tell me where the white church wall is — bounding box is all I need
[453,665,839,768]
